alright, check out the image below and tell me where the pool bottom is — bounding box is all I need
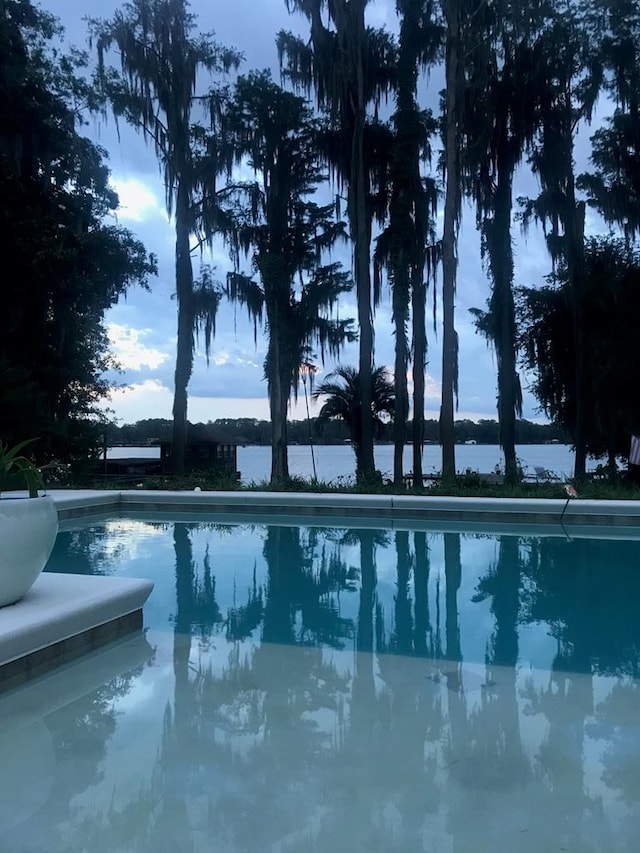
[0,627,637,853]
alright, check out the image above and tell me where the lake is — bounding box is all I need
[108,443,592,483]
[237,443,590,483]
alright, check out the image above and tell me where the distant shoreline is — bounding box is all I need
[106,417,565,449]
[107,439,568,453]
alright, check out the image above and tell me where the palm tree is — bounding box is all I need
[439,0,495,483]
[90,0,240,474]
[313,365,394,478]
[439,0,465,482]
[277,2,396,480]
[521,1,602,481]
[463,2,543,484]
[222,72,355,483]
[374,0,441,487]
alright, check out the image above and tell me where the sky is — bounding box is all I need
[43,0,606,427]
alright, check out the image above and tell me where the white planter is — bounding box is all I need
[0,496,58,607]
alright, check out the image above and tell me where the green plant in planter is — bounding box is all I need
[0,439,44,498]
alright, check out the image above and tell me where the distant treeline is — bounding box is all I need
[106,418,566,447]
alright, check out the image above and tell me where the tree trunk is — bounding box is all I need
[440,0,460,482]
[355,219,375,483]
[268,337,290,483]
[491,153,519,484]
[393,276,410,486]
[393,374,408,485]
[393,0,424,488]
[352,439,363,482]
[171,182,194,476]
[566,192,587,482]
[412,271,426,486]
[353,0,375,482]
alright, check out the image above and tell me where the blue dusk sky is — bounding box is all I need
[43,0,606,425]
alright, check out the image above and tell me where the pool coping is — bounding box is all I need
[39,488,640,528]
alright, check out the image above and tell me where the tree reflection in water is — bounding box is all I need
[0,645,154,852]
[19,521,640,850]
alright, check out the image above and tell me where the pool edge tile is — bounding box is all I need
[41,489,640,528]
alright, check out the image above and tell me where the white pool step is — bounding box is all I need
[0,573,154,689]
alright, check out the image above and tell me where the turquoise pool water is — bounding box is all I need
[1,517,640,851]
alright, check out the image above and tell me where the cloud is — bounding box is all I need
[111,176,165,223]
[206,349,260,369]
[100,380,287,425]
[108,324,170,371]
[406,369,441,402]
[366,0,398,31]
[100,379,171,423]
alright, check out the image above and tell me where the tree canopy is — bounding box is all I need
[90,0,241,473]
[0,0,156,462]
[222,71,356,480]
[517,237,640,469]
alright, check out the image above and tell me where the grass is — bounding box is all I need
[54,468,640,500]
[425,480,640,500]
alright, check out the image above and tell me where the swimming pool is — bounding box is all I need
[1,514,639,851]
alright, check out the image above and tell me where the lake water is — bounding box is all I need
[238,443,587,483]
[108,443,591,483]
